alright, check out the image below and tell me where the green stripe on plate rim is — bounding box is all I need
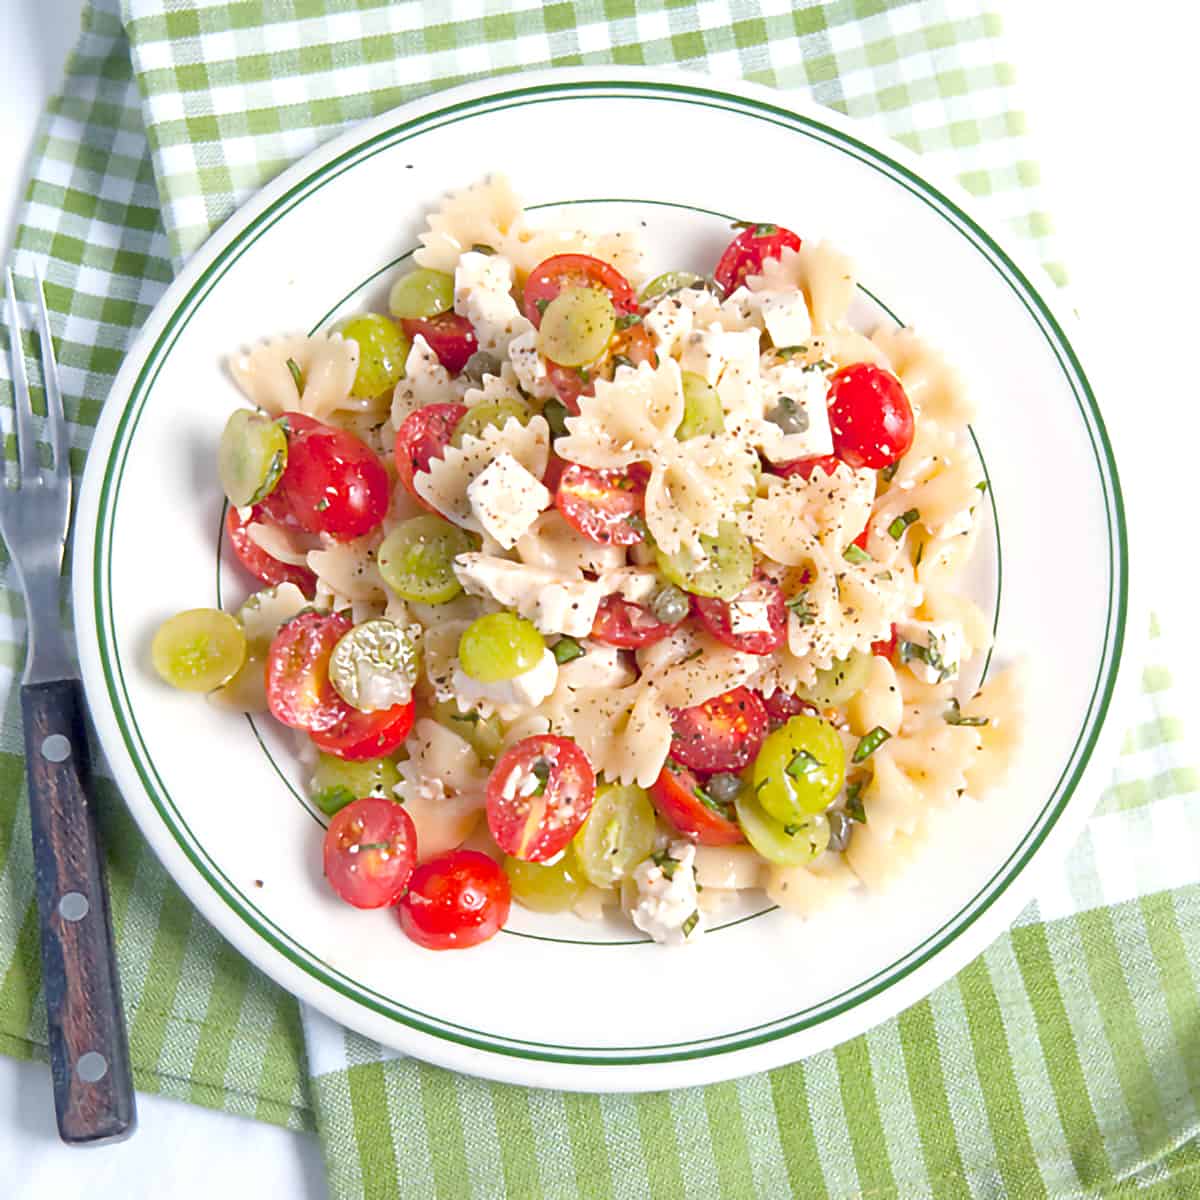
[220,198,1005,948]
[91,79,1128,1064]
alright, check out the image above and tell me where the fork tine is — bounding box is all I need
[30,264,68,481]
[4,269,40,483]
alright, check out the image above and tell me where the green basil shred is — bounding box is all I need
[286,357,304,394]
[843,543,872,564]
[852,726,892,763]
[552,637,585,665]
[887,508,920,540]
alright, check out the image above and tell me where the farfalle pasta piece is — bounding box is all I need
[765,852,858,917]
[637,626,763,708]
[391,335,468,427]
[228,331,359,419]
[415,415,550,528]
[307,533,386,605]
[871,326,974,428]
[413,175,525,273]
[395,719,488,861]
[516,510,626,576]
[960,665,1024,798]
[844,819,928,893]
[555,358,684,469]
[746,462,875,562]
[747,242,856,334]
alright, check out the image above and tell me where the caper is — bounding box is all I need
[706,773,743,805]
[826,809,854,852]
[543,398,570,438]
[767,396,809,435]
[651,584,690,624]
[462,350,502,382]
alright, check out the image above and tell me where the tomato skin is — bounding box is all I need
[541,453,569,495]
[311,700,415,761]
[546,318,658,413]
[522,254,637,327]
[397,849,511,950]
[267,610,353,732]
[394,403,469,509]
[670,687,769,773]
[486,735,596,862]
[827,364,914,470]
[400,313,477,375]
[770,453,841,482]
[323,797,417,909]
[871,624,898,658]
[274,413,390,540]
[714,224,802,293]
[692,577,787,656]
[225,505,317,597]
[589,596,674,649]
[760,689,816,728]
[555,462,648,547]
[649,761,745,846]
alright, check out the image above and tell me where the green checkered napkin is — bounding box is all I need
[0,1,1195,1195]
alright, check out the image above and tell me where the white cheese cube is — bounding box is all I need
[630,840,704,946]
[756,362,834,462]
[894,619,965,685]
[466,452,551,550]
[727,598,775,636]
[453,251,533,358]
[759,290,813,348]
[451,648,559,717]
[507,328,555,400]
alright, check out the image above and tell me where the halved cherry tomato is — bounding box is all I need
[871,624,898,658]
[649,760,745,847]
[311,700,415,761]
[852,526,869,552]
[760,689,816,728]
[224,505,317,596]
[323,796,417,909]
[267,610,352,732]
[714,223,802,293]
[541,453,569,495]
[401,313,477,375]
[486,735,596,863]
[827,363,914,470]
[555,462,648,546]
[522,254,637,327]
[546,322,657,414]
[394,402,469,508]
[274,413,390,540]
[693,576,787,656]
[397,849,511,949]
[771,453,841,481]
[589,596,674,649]
[670,686,768,774]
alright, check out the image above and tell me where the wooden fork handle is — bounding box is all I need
[22,679,136,1145]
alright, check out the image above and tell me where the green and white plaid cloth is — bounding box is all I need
[1,1,1196,1196]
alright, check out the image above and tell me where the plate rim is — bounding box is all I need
[73,65,1131,1091]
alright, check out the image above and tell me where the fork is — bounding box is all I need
[3,266,135,1144]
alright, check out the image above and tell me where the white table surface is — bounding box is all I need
[1,0,1197,1193]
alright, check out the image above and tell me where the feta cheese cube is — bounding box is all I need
[507,328,555,399]
[451,648,559,717]
[727,598,775,636]
[643,293,695,358]
[630,841,704,946]
[466,452,551,550]
[759,290,813,347]
[453,251,533,358]
[757,362,834,462]
[894,619,965,685]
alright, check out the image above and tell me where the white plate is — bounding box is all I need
[74,68,1131,1092]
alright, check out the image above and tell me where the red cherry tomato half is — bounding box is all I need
[323,797,417,910]
[541,453,569,495]
[521,254,638,327]
[401,313,477,375]
[311,700,415,761]
[770,453,842,481]
[760,689,816,728]
[692,576,787,656]
[397,849,511,950]
[267,610,352,732]
[713,223,802,294]
[555,462,648,547]
[669,686,768,774]
[649,761,745,847]
[871,624,898,659]
[546,322,657,414]
[486,735,596,863]
[224,505,317,597]
[827,363,914,470]
[589,595,674,649]
[394,402,469,509]
[273,413,390,541]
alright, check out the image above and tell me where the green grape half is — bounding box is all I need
[734,782,830,867]
[655,520,753,600]
[452,397,532,447]
[504,851,587,913]
[751,714,845,823]
[378,515,476,604]
[571,782,656,888]
[311,752,402,816]
[388,268,454,320]
[341,312,410,399]
[677,371,725,440]
[458,613,545,683]
[328,619,419,712]
[217,410,287,508]
[152,609,246,693]
[538,287,615,366]
[795,651,872,708]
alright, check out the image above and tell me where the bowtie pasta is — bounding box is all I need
[151,175,1022,951]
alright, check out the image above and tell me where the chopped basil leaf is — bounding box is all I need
[681,910,700,938]
[470,243,495,255]
[852,726,892,763]
[730,221,778,237]
[783,823,803,836]
[449,710,481,725]
[576,365,590,384]
[913,539,925,566]
[787,591,816,625]
[877,570,893,582]
[785,748,822,780]
[774,344,808,358]
[614,312,642,330]
[887,508,920,540]
[286,357,304,394]
[651,850,679,880]
[314,497,330,512]
[680,647,704,664]
[552,636,586,665]
[944,698,990,727]
[542,398,569,438]
[534,298,550,316]
[976,480,988,493]
[312,785,355,816]
[845,780,866,823]
[843,543,872,565]
[611,354,635,371]
[531,759,552,796]
[881,462,899,483]
[694,786,734,821]
[354,841,392,853]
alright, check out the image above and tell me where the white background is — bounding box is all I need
[0,0,1196,1194]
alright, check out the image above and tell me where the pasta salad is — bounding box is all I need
[151,176,1021,950]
